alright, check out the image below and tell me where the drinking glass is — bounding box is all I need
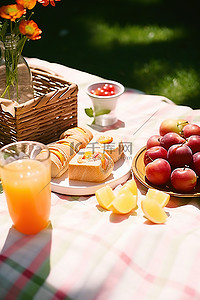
[0,141,51,235]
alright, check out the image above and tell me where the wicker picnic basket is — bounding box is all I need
[0,68,78,147]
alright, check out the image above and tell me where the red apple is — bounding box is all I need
[144,146,168,166]
[183,123,200,138]
[167,144,193,168]
[160,132,185,150]
[159,119,188,136]
[171,167,197,193]
[146,135,161,149]
[145,158,171,186]
[186,135,200,153]
[191,152,200,176]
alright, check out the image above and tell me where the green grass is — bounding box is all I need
[23,0,200,108]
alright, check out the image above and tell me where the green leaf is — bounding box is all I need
[0,20,8,41]
[95,109,111,116]
[85,107,94,117]
[85,107,111,118]
[0,182,3,194]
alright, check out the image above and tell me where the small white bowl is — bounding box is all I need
[86,80,125,126]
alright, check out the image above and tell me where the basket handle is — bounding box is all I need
[30,66,62,79]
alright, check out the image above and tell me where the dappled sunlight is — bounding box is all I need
[155,69,200,104]
[23,0,200,108]
[134,60,200,103]
[87,21,185,47]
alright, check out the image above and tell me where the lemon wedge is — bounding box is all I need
[141,198,168,224]
[120,179,138,196]
[145,188,170,207]
[108,190,137,214]
[95,185,115,210]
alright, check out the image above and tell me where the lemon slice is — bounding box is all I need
[95,185,115,210]
[145,188,170,207]
[108,190,137,214]
[141,198,168,224]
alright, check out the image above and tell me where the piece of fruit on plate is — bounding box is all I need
[145,188,170,207]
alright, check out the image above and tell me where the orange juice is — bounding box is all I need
[1,159,51,234]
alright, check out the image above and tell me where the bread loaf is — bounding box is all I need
[48,144,72,178]
[68,151,114,182]
[96,135,124,162]
[60,126,93,149]
[49,126,93,178]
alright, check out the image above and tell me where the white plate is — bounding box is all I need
[51,155,132,196]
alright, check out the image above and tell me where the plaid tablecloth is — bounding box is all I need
[0,58,200,300]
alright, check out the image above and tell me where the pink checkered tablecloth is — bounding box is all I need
[0,58,200,300]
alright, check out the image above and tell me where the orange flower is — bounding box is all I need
[16,0,37,10]
[19,20,42,40]
[38,0,61,7]
[0,4,26,21]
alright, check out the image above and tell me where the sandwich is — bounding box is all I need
[68,151,114,182]
[60,126,93,149]
[48,143,76,178]
[48,126,93,178]
[96,135,124,162]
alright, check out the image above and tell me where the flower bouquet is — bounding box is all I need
[0,0,78,147]
[0,0,60,103]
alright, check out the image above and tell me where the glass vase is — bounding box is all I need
[0,35,34,104]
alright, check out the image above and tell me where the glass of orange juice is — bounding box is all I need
[0,141,51,235]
